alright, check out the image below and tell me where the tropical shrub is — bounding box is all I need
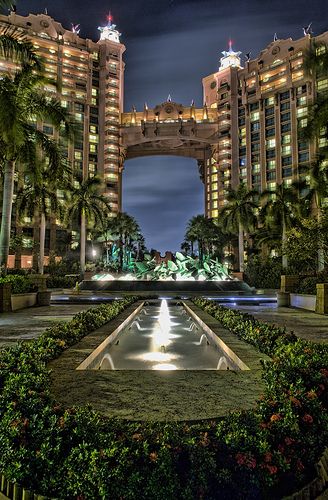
[244,256,282,289]
[0,274,36,294]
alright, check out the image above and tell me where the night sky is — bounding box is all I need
[18,0,328,252]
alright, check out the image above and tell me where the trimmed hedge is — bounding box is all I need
[0,298,327,499]
[46,275,78,289]
[0,275,36,294]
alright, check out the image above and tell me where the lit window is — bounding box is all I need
[266,138,276,149]
[89,134,99,143]
[74,151,82,160]
[211,182,218,191]
[212,192,218,200]
[211,209,218,218]
[267,160,276,169]
[250,111,260,122]
[89,144,97,153]
[299,118,308,128]
[317,79,328,92]
[297,107,307,118]
[75,113,84,122]
[281,134,291,144]
[282,145,291,155]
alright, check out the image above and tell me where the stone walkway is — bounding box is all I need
[228,303,328,344]
[0,303,95,349]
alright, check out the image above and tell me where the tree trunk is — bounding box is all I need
[282,219,288,269]
[80,212,86,276]
[0,160,15,273]
[38,212,46,274]
[238,223,244,272]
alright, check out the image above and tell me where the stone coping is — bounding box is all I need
[49,301,269,421]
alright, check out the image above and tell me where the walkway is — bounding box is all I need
[0,303,96,350]
[228,303,328,344]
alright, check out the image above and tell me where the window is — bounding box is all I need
[265,117,275,127]
[252,164,260,173]
[265,97,275,106]
[282,145,291,155]
[211,210,218,218]
[266,138,276,149]
[89,144,97,153]
[299,152,309,162]
[282,156,292,166]
[281,123,291,133]
[74,151,82,160]
[297,96,307,106]
[298,118,308,128]
[251,132,260,141]
[240,168,247,177]
[317,79,328,92]
[282,134,291,144]
[296,84,307,95]
[265,107,274,116]
[266,171,276,181]
[251,122,260,131]
[280,91,290,101]
[266,149,276,159]
[211,182,218,191]
[280,101,290,111]
[250,111,260,121]
[297,107,307,118]
[250,102,259,111]
[267,160,276,169]
[266,128,275,137]
[89,134,99,143]
[282,168,292,177]
[281,112,291,122]
[298,141,308,151]
[251,143,260,152]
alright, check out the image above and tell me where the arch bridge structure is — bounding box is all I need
[120,100,220,184]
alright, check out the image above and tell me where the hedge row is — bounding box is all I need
[0,298,327,499]
[0,275,36,294]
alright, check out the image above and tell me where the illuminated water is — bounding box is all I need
[95,300,237,371]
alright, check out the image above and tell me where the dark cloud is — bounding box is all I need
[16,0,328,252]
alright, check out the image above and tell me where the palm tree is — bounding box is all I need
[185,215,208,263]
[15,159,69,274]
[219,183,258,272]
[66,176,111,275]
[300,157,328,270]
[0,1,15,9]
[105,213,141,271]
[0,57,73,272]
[260,182,302,269]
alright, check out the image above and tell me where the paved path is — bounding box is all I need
[0,304,96,349]
[228,303,328,344]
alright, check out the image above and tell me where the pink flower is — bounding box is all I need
[302,414,313,424]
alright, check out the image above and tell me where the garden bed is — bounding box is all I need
[0,297,327,499]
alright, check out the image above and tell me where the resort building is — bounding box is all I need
[203,31,328,219]
[0,10,125,267]
[0,8,328,266]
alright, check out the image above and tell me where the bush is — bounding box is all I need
[244,256,282,289]
[0,275,36,294]
[46,275,78,289]
[0,297,327,499]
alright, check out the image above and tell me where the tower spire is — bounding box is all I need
[219,40,242,70]
[98,12,121,43]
